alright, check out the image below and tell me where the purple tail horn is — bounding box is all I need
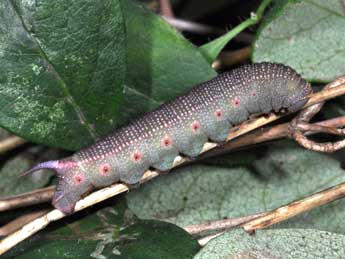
[21,160,60,177]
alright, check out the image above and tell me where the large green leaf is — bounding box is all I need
[126,141,345,233]
[253,0,345,82]
[4,206,200,259]
[0,0,126,150]
[116,220,200,259]
[194,229,345,259]
[119,0,216,123]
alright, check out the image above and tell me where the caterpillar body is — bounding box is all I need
[24,62,312,214]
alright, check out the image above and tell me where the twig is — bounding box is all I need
[184,212,266,236]
[0,186,55,212]
[0,210,49,237]
[1,79,345,254]
[290,77,345,152]
[293,121,345,136]
[162,17,224,35]
[0,183,129,255]
[198,179,345,246]
[3,115,345,212]
[242,181,345,233]
[293,130,345,152]
[194,179,345,245]
[206,115,345,158]
[163,16,253,41]
[160,0,174,17]
[197,232,224,246]
[0,136,27,154]
[212,46,252,70]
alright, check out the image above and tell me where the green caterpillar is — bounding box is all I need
[24,62,312,214]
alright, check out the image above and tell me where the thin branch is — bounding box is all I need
[0,136,27,154]
[294,131,345,152]
[293,122,345,136]
[0,186,55,212]
[1,79,345,255]
[3,115,345,214]
[3,115,345,213]
[192,179,345,245]
[212,46,252,70]
[208,115,345,157]
[187,155,345,240]
[308,76,345,101]
[184,212,266,236]
[242,181,345,233]
[162,17,224,35]
[290,77,345,152]
[160,0,174,17]
[197,232,224,246]
[0,183,130,255]
[0,210,49,237]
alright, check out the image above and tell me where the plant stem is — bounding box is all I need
[200,0,273,62]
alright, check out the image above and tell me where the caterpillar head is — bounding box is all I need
[22,158,92,214]
[286,79,312,112]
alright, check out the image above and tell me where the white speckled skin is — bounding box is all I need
[24,62,312,214]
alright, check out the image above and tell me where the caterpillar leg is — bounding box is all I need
[207,120,231,143]
[126,182,141,189]
[52,171,93,214]
[180,134,208,158]
[153,154,178,171]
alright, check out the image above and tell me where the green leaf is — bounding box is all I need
[126,141,345,232]
[201,147,267,167]
[253,0,345,82]
[0,127,63,201]
[0,151,52,197]
[194,229,345,259]
[199,0,272,62]
[116,220,200,259]
[0,128,59,196]
[4,206,125,259]
[0,0,216,150]
[4,206,200,259]
[0,0,126,150]
[119,0,216,124]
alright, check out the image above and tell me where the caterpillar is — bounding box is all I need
[23,62,312,214]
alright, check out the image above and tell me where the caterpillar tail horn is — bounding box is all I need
[20,160,60,177]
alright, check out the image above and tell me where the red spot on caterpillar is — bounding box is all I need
[231,97,240,107]
[191,121,200,132]
[131,150,142,162]
[251,91,257,97]
[99,163,111,175]
[214,109,222,120]
[161,135,172,147]
[74,174,84,184]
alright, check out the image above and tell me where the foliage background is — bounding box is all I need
[1,0,345,258]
